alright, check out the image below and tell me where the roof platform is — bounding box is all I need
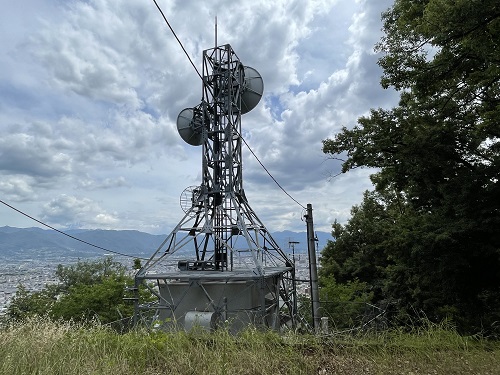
[140,266,292,281]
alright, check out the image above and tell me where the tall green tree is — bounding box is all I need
[322,0,500,333]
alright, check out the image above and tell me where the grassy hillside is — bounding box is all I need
[1,318,499,375]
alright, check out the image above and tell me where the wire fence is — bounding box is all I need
[314,300,389,335]
[295,284,392,335]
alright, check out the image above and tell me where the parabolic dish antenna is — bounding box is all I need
[177,108,205,146]
[241,66,264,114]
[180,185,201,214]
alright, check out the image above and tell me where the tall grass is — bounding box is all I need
[0,317,314,375]
[0,317,498,375]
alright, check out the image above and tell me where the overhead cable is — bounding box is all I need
[150,1,306,210]
[0,198,148,260]
[151,0,203,80]
[240,135,307,210]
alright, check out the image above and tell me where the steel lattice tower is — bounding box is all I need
[133,44,297,331]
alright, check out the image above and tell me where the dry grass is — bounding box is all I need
[0,317,499,375]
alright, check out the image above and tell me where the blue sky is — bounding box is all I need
[0,0,398,234]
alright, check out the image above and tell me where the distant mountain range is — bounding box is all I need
[0,226,332,260]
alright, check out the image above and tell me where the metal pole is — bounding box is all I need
[305,203,321,332]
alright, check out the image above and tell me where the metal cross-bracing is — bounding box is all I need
[133,44,297,332]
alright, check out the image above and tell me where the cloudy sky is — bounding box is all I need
[0,0,399,235]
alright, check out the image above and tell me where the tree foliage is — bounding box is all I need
[321,0,500,334]
[5,284,58,321]
[51,277,132,323]
[5,257,135,325]
[319,277,375,329]
[55,257,128,292]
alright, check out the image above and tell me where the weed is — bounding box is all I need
[0,316,498,375]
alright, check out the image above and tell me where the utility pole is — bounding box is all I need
[305,203,321,332]
[288,240,299,262]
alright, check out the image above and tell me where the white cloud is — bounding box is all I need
[0,176,37,202]
[0,0,398,235]
[41,194,119,229]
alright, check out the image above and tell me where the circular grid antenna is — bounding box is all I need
[177,107,205,146]
[241,66,264,114]
[180,185,202,214]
